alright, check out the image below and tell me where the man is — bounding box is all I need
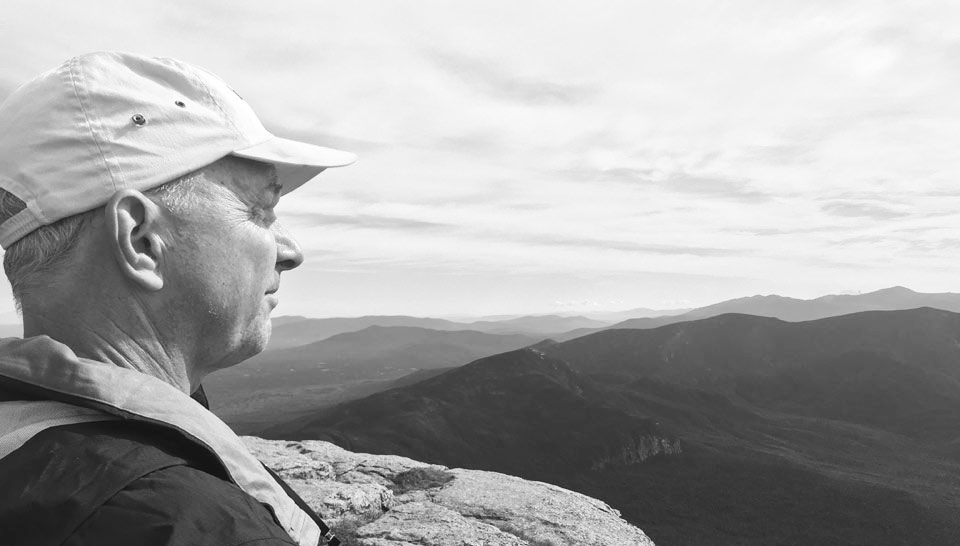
[0,52,355,545]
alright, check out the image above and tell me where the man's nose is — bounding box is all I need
[274,222,304,271]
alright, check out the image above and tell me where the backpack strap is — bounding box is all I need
[262,463,342,546]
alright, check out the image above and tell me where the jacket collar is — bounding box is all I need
[0,336,321,546]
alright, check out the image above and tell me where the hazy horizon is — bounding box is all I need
[2,1,959,321]
[0,284,947,326]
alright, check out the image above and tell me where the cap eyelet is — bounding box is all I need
[131,114,147,126]
[174,100,186,108]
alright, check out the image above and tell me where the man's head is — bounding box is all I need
[0,51,355,245]
[2,154,301,374]
[0,52,354,385]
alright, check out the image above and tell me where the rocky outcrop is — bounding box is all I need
[591,433,682,471]
[244,436,656,546]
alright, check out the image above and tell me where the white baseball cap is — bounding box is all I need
[0,51,357,249]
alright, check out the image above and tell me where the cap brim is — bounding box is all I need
[231,136,357,194]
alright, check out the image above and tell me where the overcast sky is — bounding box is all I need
[2,0,959,320]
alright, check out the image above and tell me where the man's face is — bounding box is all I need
[160,157,303,373]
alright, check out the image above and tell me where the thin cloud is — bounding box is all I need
[504,202,553,211]
[520,233,745,258]
[925,189,960,198]
[288,212,737,257]
[288,212,453,232]
[830,234,896,245]
[432,131,508,156]
[563,168,773,204]
[820,201,909,220]
[934,239,960,250]
[722,225,840,236]
[742,143,816,165]
[908,209,960,220]
[426,49,596,105]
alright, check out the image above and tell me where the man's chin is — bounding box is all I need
[243,320,273,361]
[209,322,273,374]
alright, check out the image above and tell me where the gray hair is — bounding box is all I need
[0,172,203,311]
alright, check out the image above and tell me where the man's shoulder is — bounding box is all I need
[0,420,295,546]
[66,463,298,546]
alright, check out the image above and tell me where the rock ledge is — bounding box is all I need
[243,436,656,546]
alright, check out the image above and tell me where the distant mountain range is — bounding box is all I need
[628,285,960,322]
[2,287,957,347]
[205,326,540,432]
[208,285,960,443]
[264,307,960,546]
[572,306,692,322]
[264,314,608,350]
[270,286,960,346]
[556,286,960,339]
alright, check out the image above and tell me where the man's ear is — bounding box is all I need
[105,189,166,291]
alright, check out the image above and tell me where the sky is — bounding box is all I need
[1,0,960,320]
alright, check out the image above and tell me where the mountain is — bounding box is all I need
[576,306,691,322]
[551,308,960,387]
[621,285,960,325]
[266,347,679,481]
[265,315,472,350]
[556,286,960,340]
[813,284,960,309]
[264,286,960,349]
[735,350,960,442]
[461,315,610,335]
[386,367,454,390]
[206,326,540,434]
[270,315,311,327]
[268,308,960,545]
[224,326,540,385]
[265,314,611,350]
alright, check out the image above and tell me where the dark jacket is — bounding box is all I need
[0,337,340,546]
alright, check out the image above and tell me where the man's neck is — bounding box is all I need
[23,303,195,394]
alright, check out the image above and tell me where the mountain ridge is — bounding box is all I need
[265,347,680,480]
[557,286,960,340]
[265,307,960,545]
[550,307,960,386]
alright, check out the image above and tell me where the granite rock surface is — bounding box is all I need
[243,436,656,546]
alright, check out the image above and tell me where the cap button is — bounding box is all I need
[131,114,147,126]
